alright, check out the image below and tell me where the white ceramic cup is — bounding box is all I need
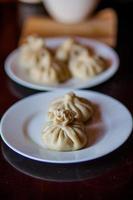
[43,0,100,24]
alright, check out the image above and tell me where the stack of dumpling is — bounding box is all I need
[56,38,107,80]
[42,92,94,151]
[19,36,71,85]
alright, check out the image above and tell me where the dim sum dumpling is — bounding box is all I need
[18,36,45,70]
[29,58,71,84]
[69,52,106,79]
[39,48,52,68]
[70,43,90,60]
[25,35,44,51]
[42,109,87,151]
[40,59,71,84]
[49,92,94,122]
[19,36,71,84]
[26,48,52,83]
[55,38,74,62]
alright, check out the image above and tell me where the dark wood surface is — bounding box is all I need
[0,1,133,200]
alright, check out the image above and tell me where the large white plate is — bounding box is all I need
[5,37,119,91]
[0,90,132,164]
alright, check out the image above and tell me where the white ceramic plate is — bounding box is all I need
[0,90,132,164]
[5,37,119,91]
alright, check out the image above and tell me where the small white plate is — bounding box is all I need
[5,37,119,91]
[0,90,132,164]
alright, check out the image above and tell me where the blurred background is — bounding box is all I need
[0,0,133,101]
[0,0,133,62]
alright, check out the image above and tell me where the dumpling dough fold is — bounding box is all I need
[42,109,87,151]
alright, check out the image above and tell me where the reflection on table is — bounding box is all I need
[1,141,132,182]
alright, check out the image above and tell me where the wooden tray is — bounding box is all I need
[19,8,118,47]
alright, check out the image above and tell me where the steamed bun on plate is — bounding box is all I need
[42,108,87,151]
[48,92,94,122]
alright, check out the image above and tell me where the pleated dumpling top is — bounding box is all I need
[48,92,94,122]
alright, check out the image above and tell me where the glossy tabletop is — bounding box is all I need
[0,1,133,200]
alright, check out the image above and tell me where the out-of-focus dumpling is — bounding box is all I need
[48,92,94,122]
[55,38,74,62]
[27,48,51,83]
[19,36,71,84]
[69,43,90,60]
[25,35,44,51]
[39,49,52,68]
[41,60,71,84]
[29,58,71,84]
[69,51,106,79]
[38,48,71,84]
[42,108,87,151]
[18,36,45,70]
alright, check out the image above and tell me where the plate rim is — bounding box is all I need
[4,37,120,91]
[0,90,133,164]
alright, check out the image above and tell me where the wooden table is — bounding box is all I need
[0,1,133,200]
